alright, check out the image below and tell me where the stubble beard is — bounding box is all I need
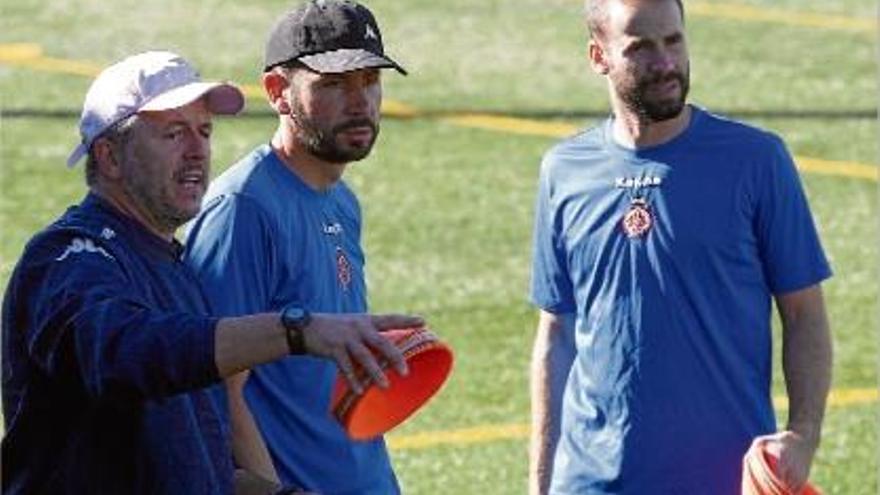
[289,99,380,164]
[122,161,198,234]
[617,65,690,123]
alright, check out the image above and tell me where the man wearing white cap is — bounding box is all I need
[2,50,420,494]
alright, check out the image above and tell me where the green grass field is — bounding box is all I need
[1,1,877,493]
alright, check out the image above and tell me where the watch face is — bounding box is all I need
[282,305,309,329]
[285,307,305,321]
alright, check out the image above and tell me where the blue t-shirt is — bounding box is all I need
[2,193,229,494]
[184,144,398,494]
[530,107,831,494]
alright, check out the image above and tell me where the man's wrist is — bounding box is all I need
[786,420,822,449]
[280,304,311,355]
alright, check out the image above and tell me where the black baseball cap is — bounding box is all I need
[264,0,407,75]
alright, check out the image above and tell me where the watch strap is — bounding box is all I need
[280,304,310,355]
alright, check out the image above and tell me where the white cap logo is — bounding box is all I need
[365,24,378,40]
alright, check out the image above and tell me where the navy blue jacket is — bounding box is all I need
[2,194,232,494]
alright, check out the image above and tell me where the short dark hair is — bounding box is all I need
[277,59,309,72]
[270,60,312,85]
[84,114,138,187]
[585,0,684,41]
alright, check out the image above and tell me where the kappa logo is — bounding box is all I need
[615,175,663,189]
[55,237,115,262]
[323,222,343,235]
[364,24,378,40]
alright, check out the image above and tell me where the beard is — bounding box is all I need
[289,99,379,164]
[615,65,690,123]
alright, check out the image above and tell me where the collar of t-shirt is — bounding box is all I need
[603,104,705,159]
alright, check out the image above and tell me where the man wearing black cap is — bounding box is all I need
[185,1,412,492]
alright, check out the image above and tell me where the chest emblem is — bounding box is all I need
[336,246,352,290]
[621,198,653,238]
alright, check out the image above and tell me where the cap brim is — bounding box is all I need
[66,143,88,168]
[299,49,407,76]
[66,82,245,168]
[141,81,245,115]
[331,328,453,440]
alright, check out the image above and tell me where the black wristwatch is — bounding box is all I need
[280,303,311,355]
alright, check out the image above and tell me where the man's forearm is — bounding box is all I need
[227,372,280,483]
[778,285,833,447]
[215,313,289,378]
[214,311,423,384]
[529,311,576,495]
[233,468,283,495]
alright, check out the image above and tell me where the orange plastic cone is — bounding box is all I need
[742,438,821,495]
[330,327,454,440]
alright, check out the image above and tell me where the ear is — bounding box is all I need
[588,37,610,75]
[262,71,292,115]
[92,138,124,181]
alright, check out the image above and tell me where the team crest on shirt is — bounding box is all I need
[335,246,352,290]
[615,175,662,238]
[622,198,653,238]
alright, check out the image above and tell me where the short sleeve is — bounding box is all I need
[184,193,278,316]
[530,155,576,313]
[753,137,832,294]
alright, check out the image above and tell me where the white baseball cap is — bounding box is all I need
[67,50,245,167]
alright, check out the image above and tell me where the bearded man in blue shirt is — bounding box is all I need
[528,1,833,494]
[185,2,415,493]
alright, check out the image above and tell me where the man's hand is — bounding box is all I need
[302,313,424,394]
[753,430,817,492]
